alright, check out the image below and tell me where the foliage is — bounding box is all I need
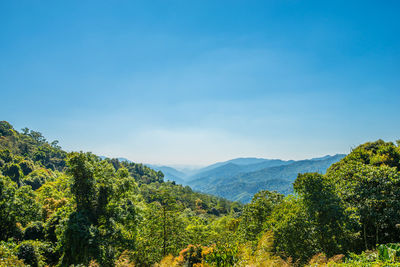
[17,241,40,267]
[204,242,239,266]
[294,173,355,256]
[377,243,400,262]
[237,231,290,267]
[3,162,23,185]
[267,196,317,264]
[0,175,20,240]
[2,122,400,266]
[0,241,26,267]
[0,175,40,240]
[175,244,206,266]
[23,221,45,241]
[15,240,55,267]
[61,152,139,266]
[22,168,54,190]
[237,190,283,242]
[326,140,400,250]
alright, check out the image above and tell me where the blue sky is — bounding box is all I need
[1,1,399,165]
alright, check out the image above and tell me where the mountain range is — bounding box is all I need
[146,154,346,203]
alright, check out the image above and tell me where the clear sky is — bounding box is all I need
[1,1,399,165]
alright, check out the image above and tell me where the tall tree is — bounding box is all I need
[237,190,283,242]
[61,152,138,266]
[294,172,354,255]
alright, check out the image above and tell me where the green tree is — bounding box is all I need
[326,140,400,250]
[61,152,138,266]
[237,190,283,242]
[0,175,19,240]
[294,172,355,256]
[267,196,316,264]
[14,185,41,227]
[0,175,40,240]
[135,184,187,265]
[0,121,14,137]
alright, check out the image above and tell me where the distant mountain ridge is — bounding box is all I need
[189,154,345,202]
[196,158,268,173]
[148,154,346,203]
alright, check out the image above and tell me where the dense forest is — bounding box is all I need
[1,120,400,266]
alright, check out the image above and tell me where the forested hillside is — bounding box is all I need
[1,120,400,266]
[0,121,240,266]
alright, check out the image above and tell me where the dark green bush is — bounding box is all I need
[0,121,14,137]
[19,160,35,176]
[22,169,51,190]
[16,240,55,267]
[0,149,12,163]
[24,221,45,241]
[3,163,23,185]
[17,241,39,267]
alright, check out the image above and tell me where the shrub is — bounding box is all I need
[16,240,55,267]
[0,121,14,137]
[3,163,23,185]
[115,250,136,267]
[22,169,52,190]
[0,150,12,164]
[177,244,204,266]
[24,221,45,241]
[204,243,239,266]
[0,241,25,267]
[19,160,35,176]
[17,241,39,267]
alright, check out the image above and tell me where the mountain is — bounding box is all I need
[187,163,243,183]
[227,157,272,165]
[196,158,268,174]
[117,157,133,163]
[191,157,280,174]
[186,154,346,203]
[99,156,132,163]
[239,159,295,172]
[187,158,293,182]
[146,164,187,184]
